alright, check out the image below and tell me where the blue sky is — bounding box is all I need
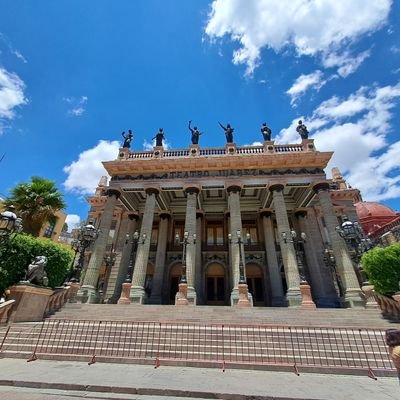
[1,0,399,230]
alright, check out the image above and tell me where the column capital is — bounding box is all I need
[259,208,274,218]
[105,188,122,199]
[127,212,139,221]
[183,185,200,195]
[226,184,242,194]
[268,183,285,193]
[159,211,172,220]
[294,209,308,218]
[144,187,160,196]
[312,181,330,193]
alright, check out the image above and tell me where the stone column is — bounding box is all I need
[227,185,247,305]
[109,213,139,303]
[149,212,170,304]
[260,209,286,306]
[295,209,336,307]
[183,187,199,304]
[269,184,301,306]
[313,183,365,308]
[78,188,121,303]
[130,188,159,304]
[195,211,204,304]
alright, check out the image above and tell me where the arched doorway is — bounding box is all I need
[168,263,182,304]
[205,263,226,305]
[246,264,264,306]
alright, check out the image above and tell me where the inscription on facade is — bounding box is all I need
[111,168,324,182]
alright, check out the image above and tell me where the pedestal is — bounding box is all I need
[118,282,132,304]
[300,283,316,309]
[175,283,189,306]
[9,284,53,322]
[67,282,80,303]
[237,284,251,307]
[362,284,379,309]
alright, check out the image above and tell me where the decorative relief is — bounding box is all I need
[111,168,324,182]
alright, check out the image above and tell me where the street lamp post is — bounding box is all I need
[69,220,99,283]
[323,245,344,300]
[228,230,252,307]
[175,231,196,305]
[281,230,308,283]
[0,205,22,243]
[124,230,140,282]
[335,216,373,285]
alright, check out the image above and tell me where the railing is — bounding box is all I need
[122,143,308,160]
[44,286,71,318]
[0,319,394,378]
[374,292,400,322]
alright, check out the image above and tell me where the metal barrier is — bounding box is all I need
[0,319,394,378]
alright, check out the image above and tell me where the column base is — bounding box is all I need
[300,283,316,309]
[343,288,366,308]
[76,285,98,304]
[286,287,302,307]
[175,283,189,306]
[187,286,197,305]
[129,285,147,304]
[118,282,132,304]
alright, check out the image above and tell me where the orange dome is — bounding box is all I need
[355,202,397,219]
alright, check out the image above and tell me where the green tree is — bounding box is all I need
[362,243,400,294]
[4,176,66,237]
[0,234,74,297]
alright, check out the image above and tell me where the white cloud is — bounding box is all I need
[63,140,120,195]
[13,50,27,64]
[65,214,81,231]
[205,0,391,76]
[64,95,88,117]
[286,70,327,105]
[322,50,370,77]
[276,82,400,201]
[0,67,28,133]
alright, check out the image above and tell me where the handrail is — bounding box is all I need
[1,318,393,377]
[0,300,15,324]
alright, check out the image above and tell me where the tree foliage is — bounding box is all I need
[0,234,74,297]
[4,176,66,237]
[362,243,400,295]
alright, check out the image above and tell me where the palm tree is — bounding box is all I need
[4,176,66,237]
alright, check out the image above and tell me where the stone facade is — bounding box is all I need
[81,139,367,308]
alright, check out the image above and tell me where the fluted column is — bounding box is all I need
[79,188,121,303]
[149,212,170,304]
[109,213,139,303]
[130,188,159,304]
[260,209,286,306]
[313,182,365,308]
[183,187,199,304]
[227,185,244,304]
[269,184,301,306]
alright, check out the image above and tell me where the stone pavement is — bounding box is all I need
[0,358,398,400]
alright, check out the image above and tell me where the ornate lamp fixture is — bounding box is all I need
[175,231,196,284]
[0,205,22,242]
[124,230,141,282]
[70,220,99,282]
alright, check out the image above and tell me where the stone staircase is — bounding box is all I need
[51,303,395,328]
[0,305,397,376]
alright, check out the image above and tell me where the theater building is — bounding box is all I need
[77,137,367,308]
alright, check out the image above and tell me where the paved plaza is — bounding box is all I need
[0,358,398,400]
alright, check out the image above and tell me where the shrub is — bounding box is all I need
[362,243,400,295]
[0,234,74,296]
